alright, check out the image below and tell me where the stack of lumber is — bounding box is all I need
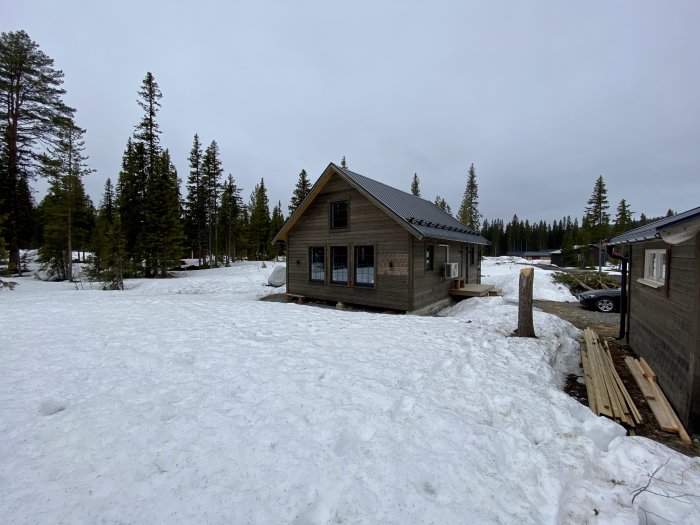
[581,328,642,427]
[625,356,692,444]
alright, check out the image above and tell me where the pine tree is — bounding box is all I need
[434,196,452,216]
[201,140,223,266]
[582,175,611,244]
[340,156,347,169]
[270,201,285,259]
[36,120,93,281]
[185,134,206,266]
[457,163,480,231]
[410,173,421,197]
[248,178,271,259]
[613,199,633,235]
[288,168,311,215]
[0,30,75,273]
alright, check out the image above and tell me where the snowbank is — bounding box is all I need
[482,256,578,302]
[1,261,698,524]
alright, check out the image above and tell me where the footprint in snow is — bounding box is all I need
[39,399,66,416]
[390,395,415,421]
[333,425,376,457]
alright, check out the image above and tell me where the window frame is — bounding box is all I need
[308,246,325,283]
[354,245,375,287]
[639,248,667,288]
[425,244,434,271]
[330,245,349,285]
[330,200,349,230]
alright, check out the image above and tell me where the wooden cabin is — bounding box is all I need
[272,163,490,313]
[609,206,700,432]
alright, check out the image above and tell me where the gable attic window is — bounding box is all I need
[639,249,666,288]
[330,200,348,229]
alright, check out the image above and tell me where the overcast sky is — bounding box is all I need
[6,1,700,224]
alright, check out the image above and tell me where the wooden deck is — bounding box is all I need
[449,284,502,297]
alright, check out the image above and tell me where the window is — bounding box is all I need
[641,249,666,288]
[354,245,375,286]
[309,247,325,282]
[330,200,348,229]
[331,246,348,284]
[426,245,434,271]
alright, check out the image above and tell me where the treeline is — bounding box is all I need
[1,31,292,287]
[480,176,676,262]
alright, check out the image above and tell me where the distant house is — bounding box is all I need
[506,250,553,263]
[608,206,700,432]
[272,163,490,313]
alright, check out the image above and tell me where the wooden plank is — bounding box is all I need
[647,382,681,433]
[638,358,657,382]
[624,357,656,400]
[604,344,642,425]
[585,329,613,417]
[580,347,597,414]
[650,378,692,444]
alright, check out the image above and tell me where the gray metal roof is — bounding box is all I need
[609,206,700,245]
[335,164,489,245]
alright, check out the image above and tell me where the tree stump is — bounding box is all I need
[516,267,536,337]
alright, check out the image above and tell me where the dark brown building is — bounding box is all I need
[273,163,490,313]
[609,206,700,431]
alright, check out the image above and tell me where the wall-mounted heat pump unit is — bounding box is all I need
[444,262,459,279]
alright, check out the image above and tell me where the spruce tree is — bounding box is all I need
[218,174,243,266]
[410,173,421,197]
[288,168,311,215]
[185,134,206,266]
[89,178,124,289]
[143,149,183,277]
[434,196,452,216]
[248,178,271,259]
[270,200,285,259]
[613,199,633,235]
[457,163,480,231]
[340,156,348,169]
[582,175,611,245]
[117,72,182,277]
[201,140,223,266]
[0,30,75,273]
[116,139,147,276]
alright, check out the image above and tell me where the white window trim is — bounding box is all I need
[638,249,666,288]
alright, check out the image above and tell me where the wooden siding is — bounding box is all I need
[411,240,480,311]
[286,173,412,311]
[627,235,700,430]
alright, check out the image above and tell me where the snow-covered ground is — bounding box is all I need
[1,258,698,524]
[481,255,578,302]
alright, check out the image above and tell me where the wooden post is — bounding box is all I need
[517,267,536,337]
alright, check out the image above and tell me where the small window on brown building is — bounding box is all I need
[426,245,434,271]
[330,200,348,229]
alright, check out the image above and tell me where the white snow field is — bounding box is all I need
[1,258,699,524]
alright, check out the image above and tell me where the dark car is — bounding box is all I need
[578,288,622,313]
